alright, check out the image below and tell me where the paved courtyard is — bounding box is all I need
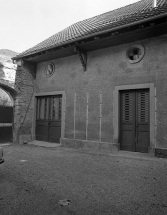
[0,144,167,215]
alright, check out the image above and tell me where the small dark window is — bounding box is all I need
[126,44,144,64]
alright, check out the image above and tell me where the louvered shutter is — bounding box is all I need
[121,92,133,123]
[137,91,149,123]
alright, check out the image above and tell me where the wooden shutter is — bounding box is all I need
[137,91,149,123]
[136,90,149,153]
[120,91,135,151]
[121,92,133,123]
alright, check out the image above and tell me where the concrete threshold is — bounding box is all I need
[28,140,62,148]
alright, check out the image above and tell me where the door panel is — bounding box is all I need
[36,97,49,141]
[49,122,61,143]
[49,96,62,143]
[121,130,135,151]
[36,95,62,143]
[136,90,149,152]
[120,89,149,153]
[120,91,135,151]
[36,121,49,141]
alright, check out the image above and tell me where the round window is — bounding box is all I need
[45,63,55,77]
[126,44,145,64]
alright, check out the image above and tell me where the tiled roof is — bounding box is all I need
[15,0,167,59]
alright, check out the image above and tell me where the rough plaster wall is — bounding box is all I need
[13,62,35,144]
[151,36,167,148]
[34,34,167,148]
[64,91,74,139]
[36,52,115,143]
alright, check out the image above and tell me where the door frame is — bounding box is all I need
[113,83,155,153]
[32,91,66,142]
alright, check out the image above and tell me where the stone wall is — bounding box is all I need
[13,61,36,144]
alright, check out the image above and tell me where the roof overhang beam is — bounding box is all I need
[74,46,87,71]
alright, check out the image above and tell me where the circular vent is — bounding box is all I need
[126,44,145,64]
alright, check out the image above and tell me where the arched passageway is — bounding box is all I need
[0,84,16,143]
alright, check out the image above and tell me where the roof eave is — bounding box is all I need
[12,11,167,61]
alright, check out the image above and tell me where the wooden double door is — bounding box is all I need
[120,89,150,153]
[36,95,62,143]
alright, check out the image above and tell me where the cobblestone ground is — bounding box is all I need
[0,144,167,215]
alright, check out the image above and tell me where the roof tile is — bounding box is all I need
[15,0,167,59]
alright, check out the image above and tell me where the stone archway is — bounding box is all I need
[0,49,18,143]
[0,82,17,143]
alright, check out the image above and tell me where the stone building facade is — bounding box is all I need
[13,0,167,157]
